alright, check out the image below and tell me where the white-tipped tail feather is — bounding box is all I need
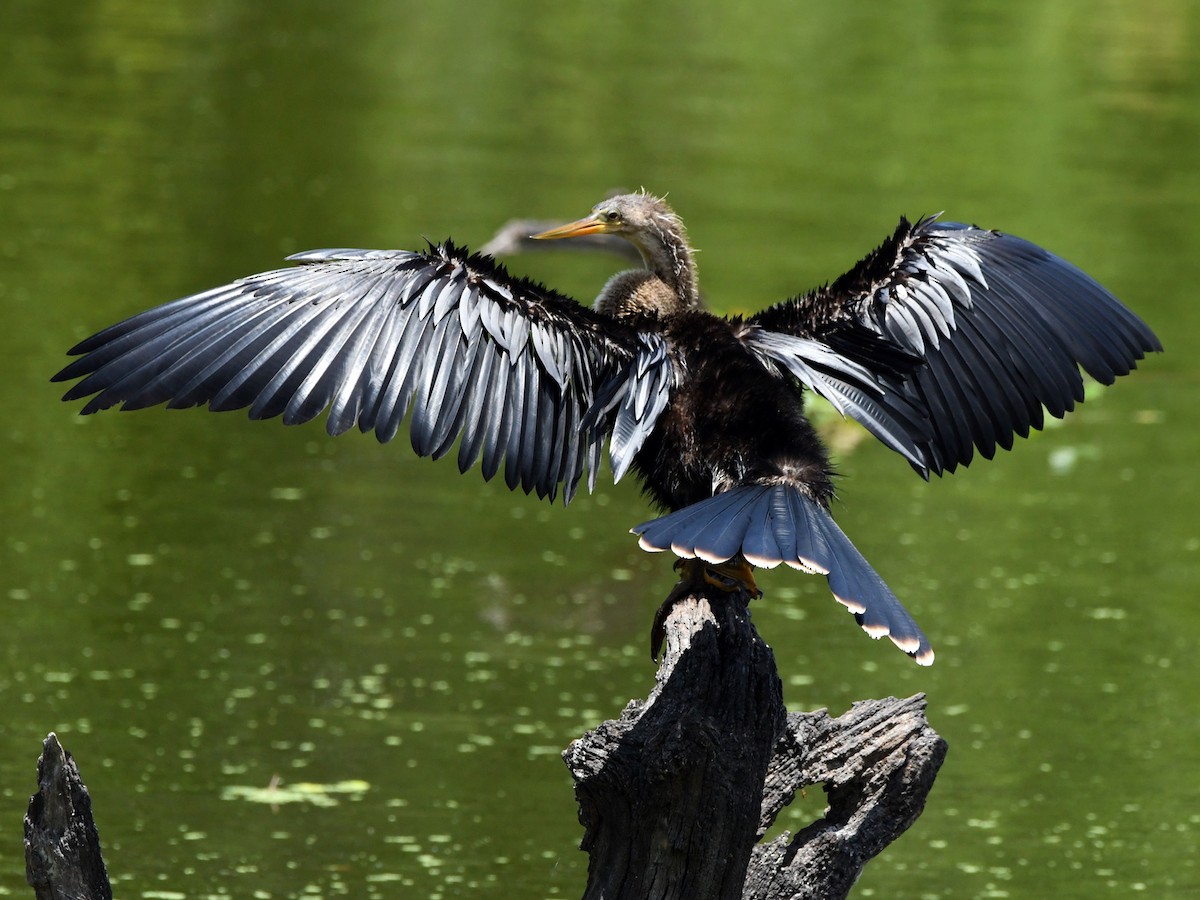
[632,484,934,665]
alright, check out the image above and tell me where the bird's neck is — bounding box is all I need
[634,219,700,309]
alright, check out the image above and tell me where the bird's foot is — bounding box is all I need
[650,557,762,660]
[686,556,762,599]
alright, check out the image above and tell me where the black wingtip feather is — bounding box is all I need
[53,240,671,511]
[747,217,1160,479]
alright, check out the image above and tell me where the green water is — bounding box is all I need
[2,1,1197,897]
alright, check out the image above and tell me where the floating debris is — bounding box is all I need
[222,777,370,807]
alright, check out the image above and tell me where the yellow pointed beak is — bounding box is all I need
[531,215,610,240]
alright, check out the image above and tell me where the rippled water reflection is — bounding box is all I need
[3,1,1197,896]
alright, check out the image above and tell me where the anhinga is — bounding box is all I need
[53,192,1161,665]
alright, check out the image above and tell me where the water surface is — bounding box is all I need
[2,1,1196,896]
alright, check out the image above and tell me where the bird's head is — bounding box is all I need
[532,192,685,266]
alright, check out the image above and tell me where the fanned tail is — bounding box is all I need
[631,484,934,665]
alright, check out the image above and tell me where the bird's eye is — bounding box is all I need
[604,210,621,223]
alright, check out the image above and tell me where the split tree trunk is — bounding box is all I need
[563,584,946,900]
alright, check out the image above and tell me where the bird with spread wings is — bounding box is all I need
[54,192,1161,665]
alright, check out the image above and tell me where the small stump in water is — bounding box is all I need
[24,733,112,900]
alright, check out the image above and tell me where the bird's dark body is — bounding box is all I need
[52,191,1161,665]
[628,311,832,513]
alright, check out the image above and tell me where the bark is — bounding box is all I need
[744,694,947,899]
[24,733,112,900]
[564,584,946,900]
[565,589,784,900]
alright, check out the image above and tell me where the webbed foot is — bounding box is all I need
[650,556,761,659]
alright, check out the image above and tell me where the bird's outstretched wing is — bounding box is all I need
[748,216,1162,476]
[53,242,673,503]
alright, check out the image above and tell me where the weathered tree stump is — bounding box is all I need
[564,583,946,900]
[564,587,784,899]
[744,695,946,899]
[24,733,112,900]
